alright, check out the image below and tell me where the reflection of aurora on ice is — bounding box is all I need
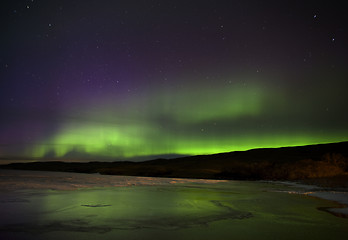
[0,170,348,240]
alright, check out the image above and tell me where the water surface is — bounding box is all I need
[0,170,347,240]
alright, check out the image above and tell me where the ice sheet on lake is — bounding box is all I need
[0,169,227,191]
[1,170,348,240]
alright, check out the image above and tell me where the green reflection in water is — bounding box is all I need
[2,181,348,240]
[39,185,249,229]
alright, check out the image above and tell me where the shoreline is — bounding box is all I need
[276,180,348,218]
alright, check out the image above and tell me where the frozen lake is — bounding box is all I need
[0,169,347,240]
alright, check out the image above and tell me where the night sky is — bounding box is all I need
[1,0,347,161]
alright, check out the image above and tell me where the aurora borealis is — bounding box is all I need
[1,1,348,161]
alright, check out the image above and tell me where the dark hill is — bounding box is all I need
[1,141,348,180]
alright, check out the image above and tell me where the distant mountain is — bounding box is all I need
[1,141,348,180]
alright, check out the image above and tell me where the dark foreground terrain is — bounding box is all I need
[1,141,348,180]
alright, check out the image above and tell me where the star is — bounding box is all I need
[1,0,347,161]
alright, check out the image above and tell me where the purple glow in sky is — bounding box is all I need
[1,1,347,161]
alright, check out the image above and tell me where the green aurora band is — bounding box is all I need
[29,80,348,159]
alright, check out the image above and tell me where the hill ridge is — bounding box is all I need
[1,141,348,180]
